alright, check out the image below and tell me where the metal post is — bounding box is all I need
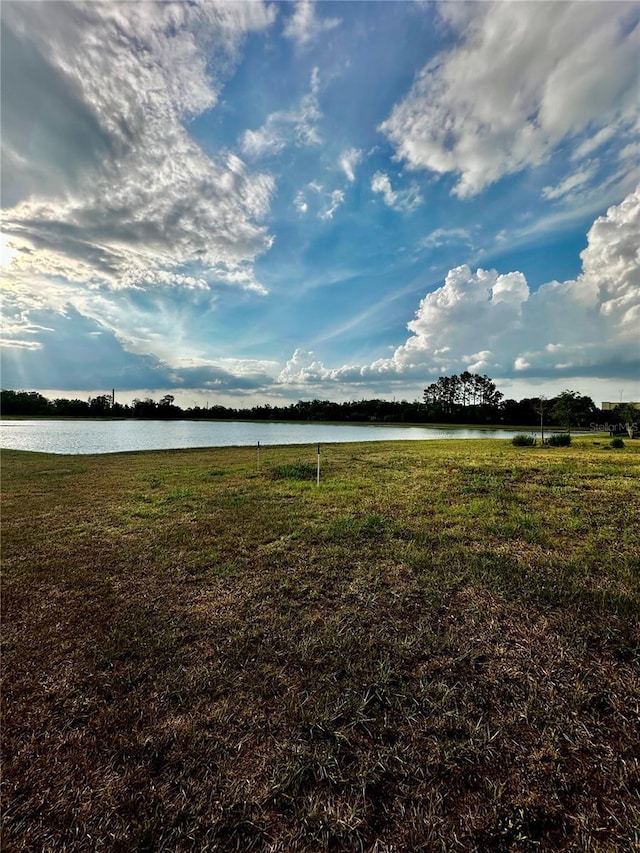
[317,443,320,486]
[257,440,260,473]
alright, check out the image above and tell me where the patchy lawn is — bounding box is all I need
[2,438,639,851]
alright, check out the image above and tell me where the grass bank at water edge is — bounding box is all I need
[2,438,639,851]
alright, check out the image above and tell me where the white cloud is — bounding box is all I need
[299,181,346,221]
[1,1,276,302]
[579,187,640,331]
[619,142,640,164]
[339,148,363,183]
[542,164,599,201]
[283,1,341,48]
[371,172,423,212]
[277,348,332,384]
[294,191,309,214]
[381,2,639,197]
[372,266,530,377]
[241,68,322,158]
[319,190,345,221]
[420,227,472,249]
[572,127,617,161]
[0,1,282,379]
[377,187,640,378]
[279,187,640,389]
[0,338,45,351]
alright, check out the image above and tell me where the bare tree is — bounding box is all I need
[537,395,547,445]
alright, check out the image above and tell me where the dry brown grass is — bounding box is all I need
[2,438,639,851]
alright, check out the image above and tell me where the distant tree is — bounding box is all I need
[54,397,91,417]
[472,374,484,408]
[478,374,503,409]
[501,398,538,426]
[132,397,158,418]
[0,389,54,416]
[157,394,181,419]
[550,391,597,432]
[423,372,503,423]
[89,394,112,416]
[614,403,639,437]
[551,390,579,434]
[110,402,129,418]
[459,371,472,408]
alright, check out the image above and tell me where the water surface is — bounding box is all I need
[1,419,536,455]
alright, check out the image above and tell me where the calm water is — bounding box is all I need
[0,419,534,455]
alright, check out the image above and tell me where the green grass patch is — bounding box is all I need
[2,439,639,850]
[271,461,318,480]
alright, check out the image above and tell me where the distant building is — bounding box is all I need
[601,401,640,411]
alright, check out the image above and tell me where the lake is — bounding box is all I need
[0,419,536,455]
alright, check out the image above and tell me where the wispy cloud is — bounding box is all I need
[283,1,341,48]
[241,68,322,158]
[420,228,472,250]
[295,181,347,221]
[294,191,309,214]
[542,164,599,201]
[339,148,363,183]
[319,190,345,221]
[371,172,422,212]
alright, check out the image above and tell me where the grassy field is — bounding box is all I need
[2,438,639,852]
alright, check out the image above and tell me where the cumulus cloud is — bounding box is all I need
[371,172,423,212]
[1,0,276,301]
[279,188,640,389]
[283,1,341,48]
[377,188,640,379]
[277,348,332,384]
[578,187,640,332]
[381,2,639,197]
[241,68,322,158]
[370,266,531,377]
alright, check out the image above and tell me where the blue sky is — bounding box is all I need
[1,1,639,407]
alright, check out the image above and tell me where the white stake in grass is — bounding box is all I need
[317,443,321,486]
[257,440,260,473]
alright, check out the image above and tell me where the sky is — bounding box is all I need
[1,0,639,409]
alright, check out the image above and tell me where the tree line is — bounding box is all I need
[2,378,634,430]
